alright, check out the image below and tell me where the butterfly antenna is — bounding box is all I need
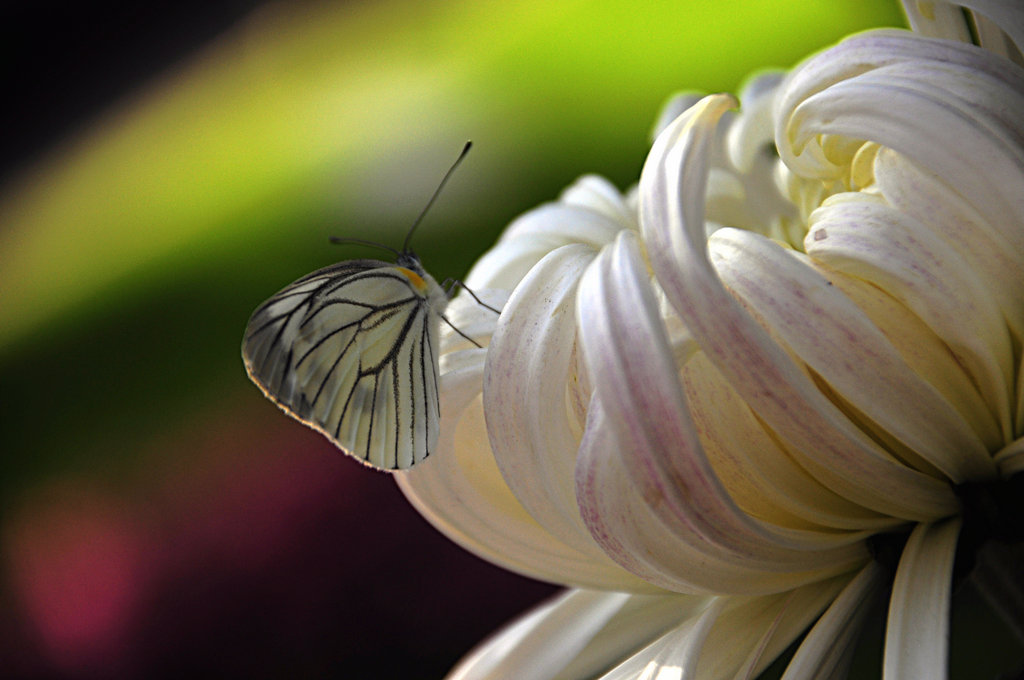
[402,141,472,254]
[329,236,401,257]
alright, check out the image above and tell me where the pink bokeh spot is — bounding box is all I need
[4,480,153,672]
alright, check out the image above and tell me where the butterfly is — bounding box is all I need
[242,143,471,471]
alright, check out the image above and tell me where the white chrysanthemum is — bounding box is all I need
[397,2,1024,678]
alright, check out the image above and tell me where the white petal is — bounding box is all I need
[806,192,1015,449]
[397,345,649,591]
[582,230,878,558]
[559,175,637,226]
[641,94,956,519]
[709,226,994,483]
[871,147,1024,348]
[576,397,866,595]
[598,599,723,680]
[680,352,897,533]
[901,0,1024,55]
[883,517,962,680]
[599,576,851,680]
[447,589,629,680]
[447,589,718,680]
[781,561,887,680]
[484,244,607,558]
[776,31,1024,239]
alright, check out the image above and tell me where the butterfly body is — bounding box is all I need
[243,254,447,470]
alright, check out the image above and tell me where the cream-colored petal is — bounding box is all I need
[576,397,867,595]
[484,244,605,557]
[807,192,1014,449]
[397,346,649,591]
[901,0,1024,55]
[447,589,633,680]
[598,599,723,680]
[872,147,1024,346]
[777,32,1024,238]
[994,435,1024,476]
[464,201,623,291]
[641,94,956,519]
[580,230,872,559]
[681,353,897,533]
[883,518,962,680]
[709,227,994,483]
[599,576,850,680]
[781,562,887,680]
[815,266,1004,455]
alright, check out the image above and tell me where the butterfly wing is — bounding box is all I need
[242,259,444,470]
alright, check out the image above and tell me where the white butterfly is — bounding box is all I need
[242,143,471,471]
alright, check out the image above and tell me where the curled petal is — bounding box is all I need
[807,193,1014,449]
[871,147,1024,346]
[576,230,868,589]
[776,31,1024,239]
[398,295,649,591]
[883,518,962,680]
[901,0,1024,56]
[640,94,955,519]
[710,226,994,483]
[484,244,611,560]
[465,177,632,291]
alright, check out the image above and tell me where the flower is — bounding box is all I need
[397,1,1024,678]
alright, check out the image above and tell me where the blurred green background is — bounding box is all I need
[0,1,912,677]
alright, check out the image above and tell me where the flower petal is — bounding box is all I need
[483,243,609,559]
[640,94,955,519]
[398,295,650,591]
[901,0,1024,56]
[576,397,865,595]
[781,561,887,680]
[883,518,962,680]
[576,231,869,590]
[776,31,1024,242]
[599,576,850,680]
[465,177,632,291]
[806,192,1014,449]
[709,226,994,483]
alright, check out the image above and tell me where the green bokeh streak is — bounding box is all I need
[0,0,902,491]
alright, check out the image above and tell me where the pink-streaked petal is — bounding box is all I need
[883,518,962,680]
[709,227,994,483]
[781,562,887,680]
[484,244,608,559]
[807,193,1014,448]
[576,397,867,595]
[871,146,1024,349]
[397,347,649,592]
[579,229,872,561]
[680,352,899,533]
[641,94,955,519]
[815,266,1003,456]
